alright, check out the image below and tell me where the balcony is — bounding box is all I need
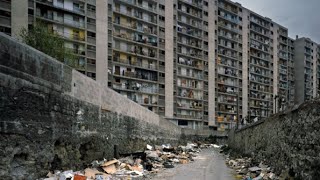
[178,57,203,70]
[113,70,158,82]
[66,48,86,56]
[54,30,85,42]
[28,0,34,8]
[177,8,202,20]
[36,0,85,15]
[218,33,241,43]
[36,12,85,29]
[0,16,10,27]
[177,17,202,30]
[178,71,203,80]
[218,21,240,34]
[112,83,158,94]
[178,49,203,60]
[86,50,96,59]
[113,57,157,71]
[87,10,96,18]
[114,7,157,25]
[217,79,238,87]
[218,3,238,15]
[175,114,203,120]
[180,0,202,8]
[87,36,96,45]
[0,0,11,11]
[218,14,240,25]
[87,23,96,31]
[250,16,270,29]
[177,39,202,50]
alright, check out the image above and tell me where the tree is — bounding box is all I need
[20,22,77,67]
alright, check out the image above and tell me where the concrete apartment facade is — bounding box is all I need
[0,0,314,131]
[0,0,107,81]
[294,37,319,104]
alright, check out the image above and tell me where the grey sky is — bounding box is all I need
[235,0,320,43]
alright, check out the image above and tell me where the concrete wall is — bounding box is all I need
[95,0,108,85]
[294,39,306,104]
[11,0,28,39]
[164,0,174,119]
[208,0,216,126]
[272,24,279,112]
[241,9,249,118]
[228,100,320,179]
[0,33,192,179]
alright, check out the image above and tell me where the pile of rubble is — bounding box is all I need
[226,157,278,180]
[42,143,207,180]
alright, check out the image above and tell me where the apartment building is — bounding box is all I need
[108,0,166,115]
[1,0,108,83]
[287,37,295,107]
[4,0,318,131]
[215,0,242,131]
[0,0,12,35]
[294,37,319,104]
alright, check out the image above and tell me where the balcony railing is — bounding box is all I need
[87,36,96,45]
[176,114,202,120]
[0,16,10,27]
[113,84,158,94]
[0,0,11,10]
[54,30,85,41]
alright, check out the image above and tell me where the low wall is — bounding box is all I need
[228,101,320,179]
[0,33,186,179]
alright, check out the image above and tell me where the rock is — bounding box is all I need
[228,160,238,167]
[163,162,174,168]
[146,151,159,158]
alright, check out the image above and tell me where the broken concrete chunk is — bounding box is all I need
[163,162,174,168]
[146,150,159,158]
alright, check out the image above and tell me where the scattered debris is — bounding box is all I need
[225,156,279,180]
[40,143,212,179]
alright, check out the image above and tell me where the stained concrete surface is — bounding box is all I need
[150,148,235,180]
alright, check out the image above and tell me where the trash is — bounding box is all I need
[146,144,153,150]
[226,156,279,180]
[84,168,101,179]
[248,166,261,172]
[179,159,189,164]
[213,144,221,148]
[73,174,86,180]
[41,142,205,179]
[59,170,74,180]
[101,159,118,174]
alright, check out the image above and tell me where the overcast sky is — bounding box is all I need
[235,0,320,43]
